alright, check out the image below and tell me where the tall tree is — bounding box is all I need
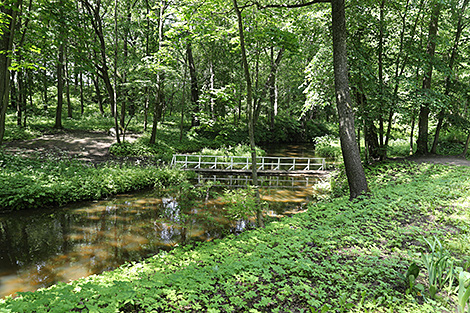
[0,0,22,144]
[430,0,469,153]
[259,0,368,199]
[331,0,368,198]
[80,0,120,143]
[233,0,264,227]
[416,1,441,155]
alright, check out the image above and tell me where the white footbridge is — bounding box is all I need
[170,154,328,176]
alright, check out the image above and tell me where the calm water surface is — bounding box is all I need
[0,144,327,298]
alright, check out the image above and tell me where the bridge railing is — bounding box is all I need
[170,154,326,171]
[196,175,320,189]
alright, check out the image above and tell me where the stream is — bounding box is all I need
[0,144,328,298]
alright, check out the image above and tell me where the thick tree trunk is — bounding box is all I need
[416,1,440,155]
[331,0,368,199]
[234,0,264,228]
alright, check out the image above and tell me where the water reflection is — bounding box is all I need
[0,144,327,298]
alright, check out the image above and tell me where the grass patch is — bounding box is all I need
[0,151,191,211]
[1,162,469,312]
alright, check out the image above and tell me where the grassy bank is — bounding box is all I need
[0,152,191,211]
[1,161,469,312]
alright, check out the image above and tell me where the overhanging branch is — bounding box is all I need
[256,0,330,9]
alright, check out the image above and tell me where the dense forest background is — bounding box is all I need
[1,0,470,160]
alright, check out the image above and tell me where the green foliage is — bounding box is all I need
[0,152,189,211]
[458,271,470,313]
[314,135,342,159]
[420,237,454,299]
[2,162,470,312]
[221,187,261,222]
[399,262,423,296]
[199,144,266,157]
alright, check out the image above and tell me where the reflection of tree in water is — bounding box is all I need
[0,186,306,298]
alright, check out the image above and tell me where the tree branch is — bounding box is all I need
[256,0,330,9]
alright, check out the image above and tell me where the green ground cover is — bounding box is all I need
[1,161,469,312]
[0,152,191,211]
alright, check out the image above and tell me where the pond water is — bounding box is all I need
[0,144,328,298]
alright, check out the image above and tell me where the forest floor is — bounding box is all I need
[2,129,141,163]
[3,130,470,167]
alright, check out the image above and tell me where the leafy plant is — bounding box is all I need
[221,186,264,225]
[421,237,453,299]
[458,271,470,313]
[399,262,423,296]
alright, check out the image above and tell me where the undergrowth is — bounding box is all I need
[1,162,469,312]
[0,152,191,211]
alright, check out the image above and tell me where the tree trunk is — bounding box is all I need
[416,1,440,155]
[463,131,470,157]
[149,1,166,145]
[234,0,264,228]
[187,42,199,127]
[430,0,468,154]
[65,47,72,119]
[331,0,368,199]
[80,71,84,115]
[0,0,21,145]
[55,41,65,129]
[43,60,48,111]
[385,0,424,148]
[377,0,386,159]
[93,76,104,115]
[410,113,416,155]
[81,0,120,142]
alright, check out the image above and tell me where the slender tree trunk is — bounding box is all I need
[80,71,84,115]
[55,41,65,129]
[233,0,263,228]
[92,76,104,115]
[267,47,283,130]
[416,1,440,155]
[430,0,468,154]
[179,68,187,142]
[81,0,120,142]
[149,0,166,144]
[65,47,72,118]
[113,0,120,142]
[410,113,416,155]
[331,0,368,199]
[0,0,21,144]
[377,0,386,159]
[463,131,470,157]
[187,42,199,127]
[385,0,424,148]
[17,72,24,127]
[43,60,48,111]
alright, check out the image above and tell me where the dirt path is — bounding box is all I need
[405,154,470,166]
[2,130,470,167]
[1,129,141,163]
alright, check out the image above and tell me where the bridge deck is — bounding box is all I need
[171,154,328,176]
